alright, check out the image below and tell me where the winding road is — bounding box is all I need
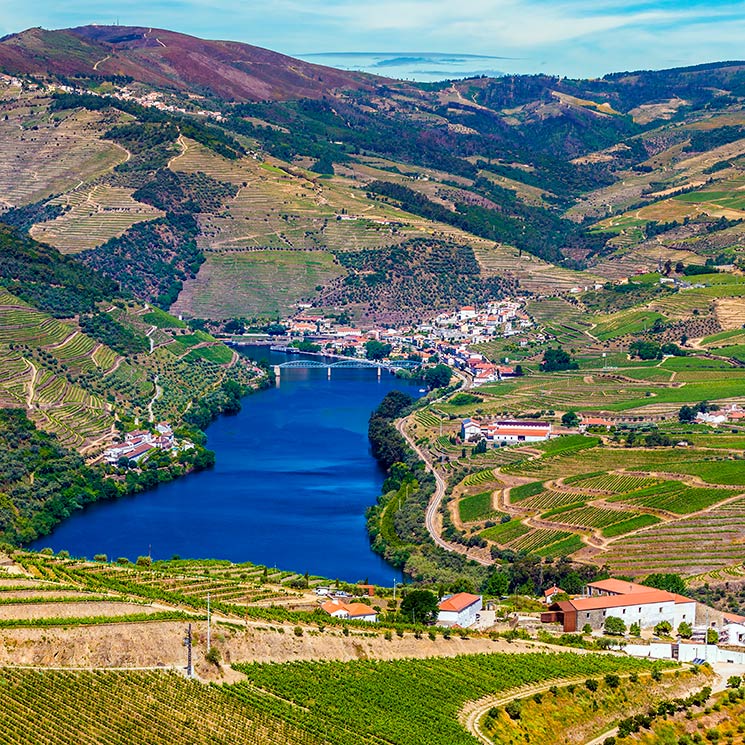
[397,369,492,565]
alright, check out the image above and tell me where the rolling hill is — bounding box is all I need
[0,25,385,101]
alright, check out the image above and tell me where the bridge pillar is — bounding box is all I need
[327,367,332,379]
[273,365,280,386]
[377,366,381,379]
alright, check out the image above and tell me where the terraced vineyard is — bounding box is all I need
[601,495,745,575]
[30,185,163,254]
[0,97,127,207]
[463,469,498,487]
[607,481,738,514]
[231,653,655,745]
[546,505,639,529]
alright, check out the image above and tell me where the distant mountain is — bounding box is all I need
[0,25,386,101]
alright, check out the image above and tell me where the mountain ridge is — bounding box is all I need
[0,25,391,101]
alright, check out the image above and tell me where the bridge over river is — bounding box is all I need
[273,357,421,379]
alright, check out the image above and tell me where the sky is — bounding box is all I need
[1,0,745,79]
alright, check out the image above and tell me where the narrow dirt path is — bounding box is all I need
[25,360,38,408]
[147,375,162,424]
[92,54,111,71]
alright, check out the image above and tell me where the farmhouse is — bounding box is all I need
[437,592,482,627]
[461,418,552,444]
[320,599,378,623]
[103,423,176,464]
[541,578,697,632]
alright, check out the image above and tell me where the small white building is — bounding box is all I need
[721,621,745,646]
[437,592,482,627]
[461,418,551,444]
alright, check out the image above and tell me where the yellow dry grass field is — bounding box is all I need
[716,297,745,330]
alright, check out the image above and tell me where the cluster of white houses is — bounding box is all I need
[461,418,553,445]
[103,423,178,465]
[541,579,698,632]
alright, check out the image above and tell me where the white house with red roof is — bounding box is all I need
[542,578,697,632]
[321,599,378,623]
[437,592,482,627]
[461,418,551,444]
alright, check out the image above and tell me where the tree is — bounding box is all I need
[678,405,696,422]
[707,628,719,644]
[400,589,439,624]
[643,573,687,596]
[483,570,509,597]
[423,364,452,390]
[561,410,580,428]
[365,340,392,360]
[629,340,661,360]
[678,621,693,639]
[728,676,741,689]
[630,621,641,637]
[654,620,673,636]
[473,438,488,455]
[604,616,626,636]
[540,348,578,372]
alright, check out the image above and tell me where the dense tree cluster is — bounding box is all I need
[80,214,203,308]
[133,170,238,214]
[327,239,516,324]
[540,348,578,372]
[79,313,150,356]
[51,93,245,160]
[0,224,118,317]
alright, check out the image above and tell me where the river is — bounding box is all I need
[30,349,420,585]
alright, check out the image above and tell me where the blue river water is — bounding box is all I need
[30,350,419,585]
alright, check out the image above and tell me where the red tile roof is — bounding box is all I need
[438,592,481,613]
[586,579,649,595]
[567,590,692,611]
[344,603,377,618]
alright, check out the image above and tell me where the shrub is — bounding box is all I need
[293,626,303,637]
[205,646,221,666]
[605,673,621,689]
[586,678,599,692]
[604,616,626,636]
[505,700,522,720]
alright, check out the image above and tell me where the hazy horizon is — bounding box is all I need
[1,0,744,79]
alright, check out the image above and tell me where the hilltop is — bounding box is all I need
[0,25,384,101]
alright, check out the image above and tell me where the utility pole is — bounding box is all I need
[393,578,397,603]
[183,624,193,678]
[207,592,211,652]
